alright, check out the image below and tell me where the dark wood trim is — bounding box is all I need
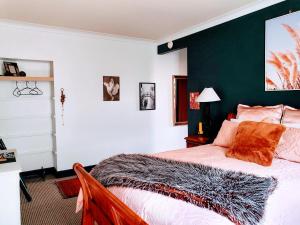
[184,135,209,148]
[157,38,189,55]
[173,75,188,126]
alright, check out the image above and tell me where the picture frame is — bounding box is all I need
[172,75,188,126]
[189,92,200,110]
[265,11,300,91]
[103,76,120,101]
[3,62,19,76]
[139,82,156,110]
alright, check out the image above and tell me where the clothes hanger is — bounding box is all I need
[13,81,21,97]
[12,81,43,97]
[17,81,34,95]
[29,81,43,95]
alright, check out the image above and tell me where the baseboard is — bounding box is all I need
[20,165,95,179]
[55,165,95,178]
[20,167,56,178]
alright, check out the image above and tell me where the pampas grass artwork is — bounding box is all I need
[265,11,300,91]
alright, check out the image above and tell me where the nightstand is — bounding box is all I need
[184,135,209,148]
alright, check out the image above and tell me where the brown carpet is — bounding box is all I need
[55,178,81,199]
[21,176,81,225]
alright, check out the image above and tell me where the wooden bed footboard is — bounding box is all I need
[73,163,148,225]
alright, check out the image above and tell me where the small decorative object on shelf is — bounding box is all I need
[18,71,26,77]
[61,88,66,126]
[184,135,209,148]
[3,61,19,76]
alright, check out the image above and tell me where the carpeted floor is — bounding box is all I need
[21,175,81,225]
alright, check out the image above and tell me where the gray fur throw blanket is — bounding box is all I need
[90,154,278,225]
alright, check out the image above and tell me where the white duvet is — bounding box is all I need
[77,144,300,225]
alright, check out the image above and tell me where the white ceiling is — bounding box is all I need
[0,0,280,41]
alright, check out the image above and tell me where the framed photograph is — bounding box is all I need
[139,83,156,110]
[103,76,120,101]
[265,11,300,91]
[190,92,200,110]
[3,62,19,76]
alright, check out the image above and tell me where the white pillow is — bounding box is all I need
[282,106,300,124]
[236,104,283,124]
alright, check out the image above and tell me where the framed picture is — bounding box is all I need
[265,11,300,91]
[103,76,120,101]
[190,92,200,110]
[139,83,155,110]
[3,62,19,76]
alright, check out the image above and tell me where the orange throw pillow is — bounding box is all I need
[226,121,286,166]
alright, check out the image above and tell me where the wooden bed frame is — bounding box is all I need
[73,163,148,225]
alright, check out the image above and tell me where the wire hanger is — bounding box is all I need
[19,81,36,95]
[30,81,43,95]
[13,81,21,97]
[12,81,43,97]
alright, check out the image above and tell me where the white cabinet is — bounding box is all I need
[0,149,21,225]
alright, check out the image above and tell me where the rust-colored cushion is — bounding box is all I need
[226,121,286,166]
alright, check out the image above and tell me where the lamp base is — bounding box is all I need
[203,103,213,136]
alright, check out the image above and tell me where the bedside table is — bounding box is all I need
[184,135,209,148]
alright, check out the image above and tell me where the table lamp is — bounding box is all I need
[196,87,221,135]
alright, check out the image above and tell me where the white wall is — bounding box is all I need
[0,21,187,171]
[152,49,187,152]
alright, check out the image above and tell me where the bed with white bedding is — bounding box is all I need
[95,144,300,225]
[76,105,300,225]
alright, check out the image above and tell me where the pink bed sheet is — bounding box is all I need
[76,144,300,225]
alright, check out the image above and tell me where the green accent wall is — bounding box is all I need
[158,0,300,136]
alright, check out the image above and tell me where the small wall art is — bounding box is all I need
[139,83,155,110]
[190,92,200,110]
[265,11,300,91]
[103,76,120,101]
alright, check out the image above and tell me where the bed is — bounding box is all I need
[75,105,300,225]
[75,144,300,225]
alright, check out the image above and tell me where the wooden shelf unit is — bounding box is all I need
[0,76,54,82]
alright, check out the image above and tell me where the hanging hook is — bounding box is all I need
[60,88,66,106]
[60,88,66,126]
